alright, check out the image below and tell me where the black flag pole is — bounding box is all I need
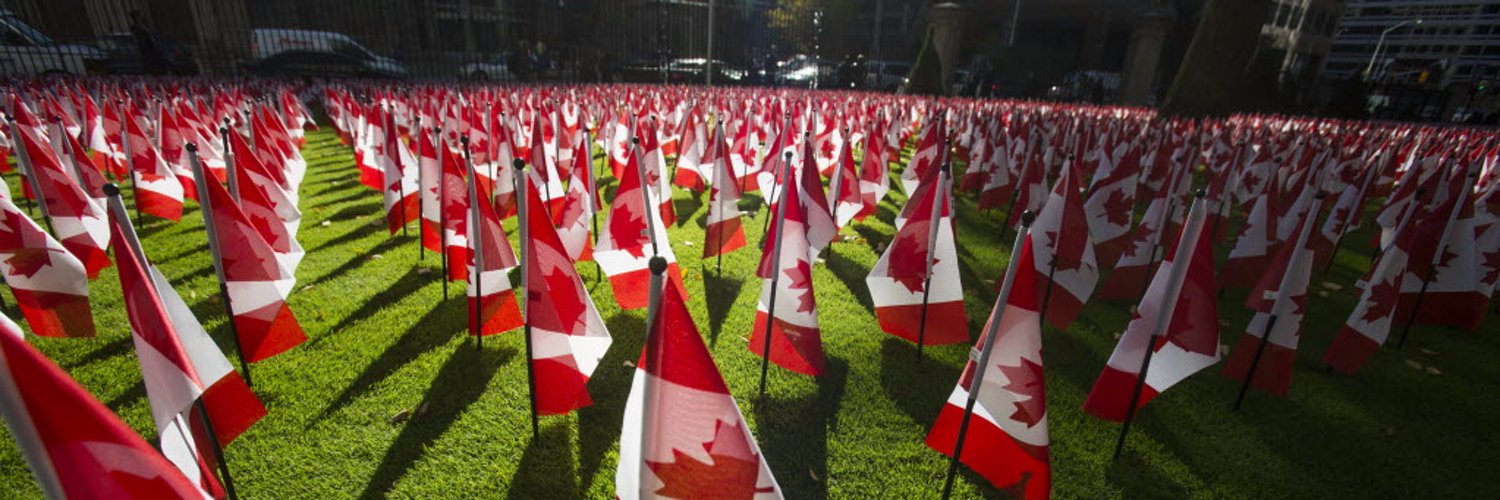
[914,154,951,366]
[6,115,56,237]
[462,135,484,350]
[188,143,254,388]
[1113,191,1207,461]
[638,254,669,498]
[104,182,240,500]
[941,211,1034,500]
[1396,171,1476,350]
[1233,191,1326,411]
[757,155,794,399]
[517,159,540,438]
[437,128,449,299]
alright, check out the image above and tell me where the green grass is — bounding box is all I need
[3,126,1499,498]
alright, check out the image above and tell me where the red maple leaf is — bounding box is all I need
[1360,276,1399,323]
[819,138,836,161]
[646,420,773,500]
[1100,188,1133,228]
[1482,249,1500,284]
[1436,246,1459,270]
[1121,225,1156,259]
[1240,171,1262,194]
[543,258,587,332]
[5,247,56,278]
[609,194,649,258]
[999,356,1046,427]
[784,260,816,314]
[553,189,587,228]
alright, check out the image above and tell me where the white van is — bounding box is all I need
[250,28,407,77]
[0,10,106,76]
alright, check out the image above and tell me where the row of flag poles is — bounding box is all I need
[1,79,1498,499]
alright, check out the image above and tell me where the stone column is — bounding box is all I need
[928,2,968,94]
[1120,6,1175,106]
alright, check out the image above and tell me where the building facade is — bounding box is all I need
[1326,0,1500,87]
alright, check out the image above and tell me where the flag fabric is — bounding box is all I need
[827,135,864,230]
[925,235,1049,500]
[11,118,112,277]
[382,112,420,234]
[866,167,969,346]
[553,170,595,263]
[0,196,95,338]
[596,145,687,310]
[1098,190,1171,301]
[615,270,781,499]
[1394,168,1489,331]
[524,170,612,415]
[0,310,209,499]
[1083,143,1140,266]
[901,116,942,195]
[1221,194,1278,289]
[229,131,304,273]
[857,117,891,218]
[1323,197,1418,374]
[1032,161,1099,330]
[702,124,747,259]
[201,173,307,362]
[124,106,187,221]
[441,144,471,282]
[749,154,832,376]
[418,127,443,252]
[1083,196,1218,421]
[1222,194,1324,396]
[465,159,524,337]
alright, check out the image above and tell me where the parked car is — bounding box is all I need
[460,53,511,80]
[245,28,407,78]
[865,60,911,92]
[619,58,744,85]
[0,9,107,76]
[778,54,833,88]
[96,32,198,75]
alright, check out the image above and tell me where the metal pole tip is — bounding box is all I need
[103,183,121,197]
[648,256,668,274]
[513,158,527,170]
[1020,211,1036,226]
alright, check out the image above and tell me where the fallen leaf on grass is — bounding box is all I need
[390,409,412,424]
[1321,282,1343,291]
[623,360,636,368]
[321,220,332,227]
[1425,366,1442,375]
[1403,359,1424,370]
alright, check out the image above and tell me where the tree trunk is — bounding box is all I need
[1160,0,1272,117]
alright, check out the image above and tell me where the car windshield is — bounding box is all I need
[2,15,53,46]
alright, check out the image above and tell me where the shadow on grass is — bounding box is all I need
[878,337,960,425]
[308,187,379,210]
[305,268,432,351]
[673,192,703,228]
[63,336,132,369]
[104,381,147,411]
[323,201,384,226]
[506,424,580,499]
[702,268,745,347]
[311,298,466,426]
[824,248,874,313]
[750,357,848,499]
[357,344,512,500]
[577,313,645,487]
[852,225,892,255]
[307,237,406,287]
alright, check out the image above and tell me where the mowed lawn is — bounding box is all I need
[3,125,1499,499]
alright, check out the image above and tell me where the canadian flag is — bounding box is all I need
[672,105,710,191]
[596,143,687,310]
[552,168,596,263]
[124,105,187,221]
[10,118,112,278]
[857,117,891,219]
[926,233,1049,500]
[1394,167,1488,331]
[1007,151,1048,228]
[441,144,471,282]
[89,99,128,178]
[1222,193,1324,396]
[616,266,782,499]
[640,119,678,226]
[703,123,747,259]
[53,119,110,207]
[464,154,523,337]
[382,110,420,235]
[1083,196,1218,421]
[866,166,969,346]
[827,133,864,230]
[901,114,943,195]
[529,112,568,214]
[198,169,307,363]
[0,196,95,338]
[1098,185,1173,301]
[418,127,443,252]
[1032,161,1098,331]
[1221,194,1278,289]
[749,151,833,376]
[1083,143,1140,266]
[1323,190,1419,374]
[111,211,269,497]
[522,169,612,415]
[0,312,208,498]
[229,130,303,273]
